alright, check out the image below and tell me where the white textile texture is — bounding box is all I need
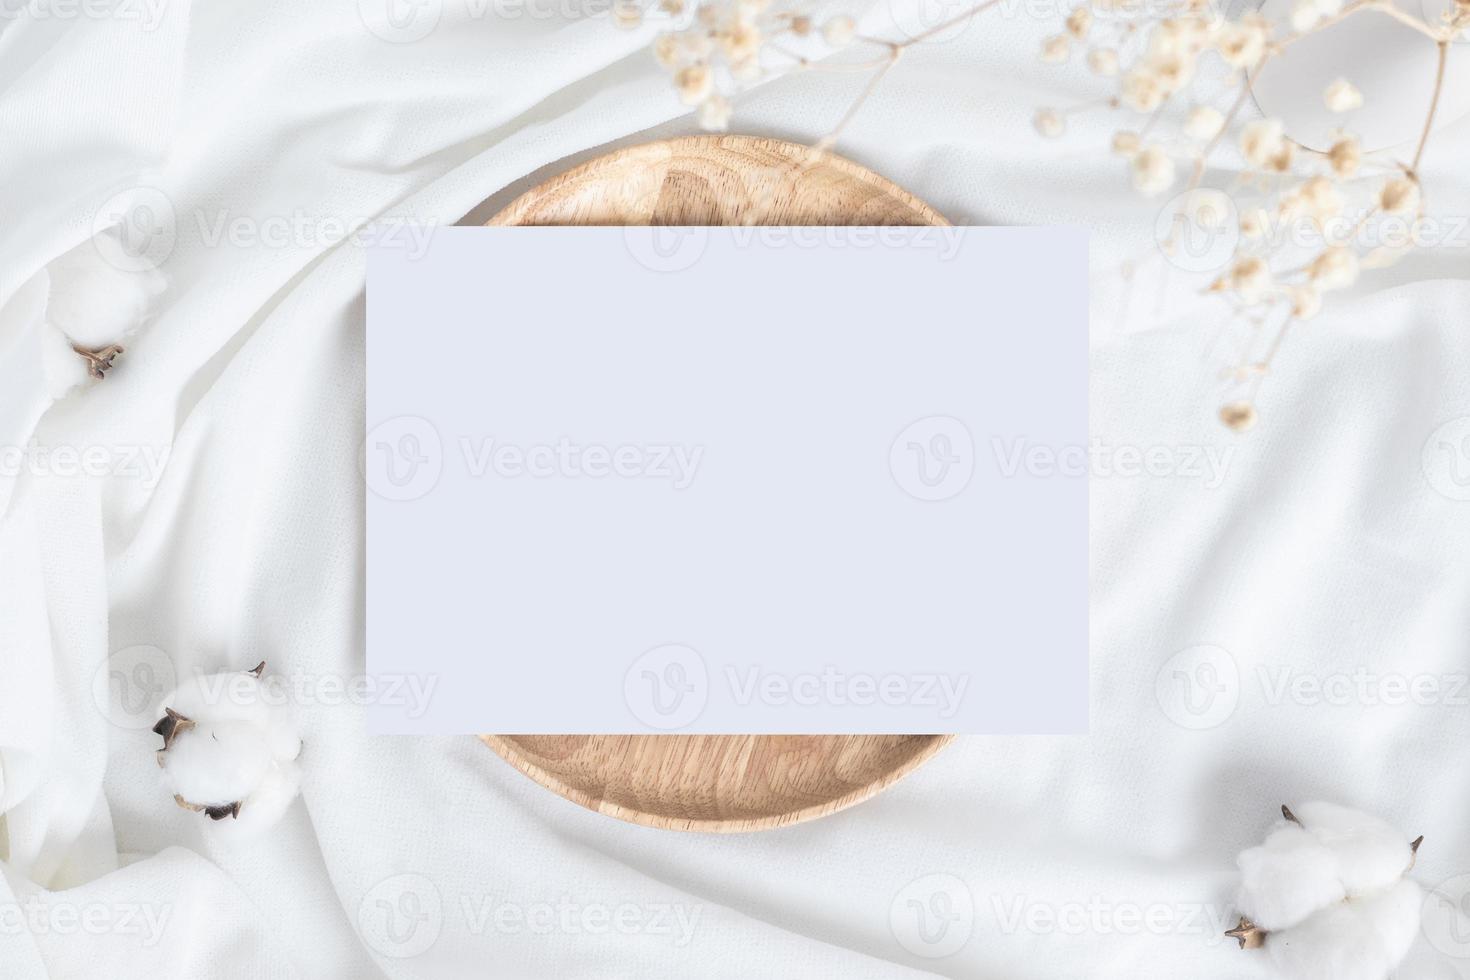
[2,1,1469,978]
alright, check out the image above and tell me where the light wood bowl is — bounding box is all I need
[479,134,954,833]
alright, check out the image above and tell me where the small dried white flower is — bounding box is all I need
[1289,285,1322,319]
[1066,6,1093,38]
[1240,118,1285,167]
[698,93,732,131]
[1111,130,1140,155]
[1041,34,1071,63]
[1324,78,1364,112]
[1121,69,1165,112]
[1184,189,1231,229]
[1088,47,1119,76]
[821,14,856,47]
[1184,105,1225,141]
[675,64,714,106]
[1239,207,1270,239]
[1216,15,1267,68]
[1034,108,1066,138]
[1148,51,1195,94]
[1230,255,1271,302]
[1290,176,1343,221]
[1379,177,1421,215]
[1131,145,1176,196]
[1327,136,1361,178]
[1309,247,1359,290]
[1290,0,1321,31]
[654,34,682,68]
[612,0,643,28]
[721,22,761,64]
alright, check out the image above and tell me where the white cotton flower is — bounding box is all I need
[1240,118,1286,167]
[1229,803,1423,980]
[1266,880,1421,980]
[1324,78,1363,112]
[154,662,304,838]
[1184,106,1224,141]
[1088,47,1119,76]
[17,233,167,399]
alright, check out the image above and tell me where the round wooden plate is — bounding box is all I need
[480,134,954,833]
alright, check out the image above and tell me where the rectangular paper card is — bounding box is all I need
[366,226,1087,734]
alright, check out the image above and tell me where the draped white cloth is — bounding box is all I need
[2,1,1470,977]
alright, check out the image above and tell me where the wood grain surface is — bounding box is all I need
[480,134,953,833]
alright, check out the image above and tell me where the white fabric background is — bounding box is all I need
[2,1,1469,977]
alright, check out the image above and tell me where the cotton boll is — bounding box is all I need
[1265,879,1422,980]
[43,234,165,349]
[154,663,304,836]
[160,720,274,807]
[1229,803,1424,980]
[213,759,303,838]
[39,322,92,399]
[1292,801,1415,896]
[1237,825,1346,930]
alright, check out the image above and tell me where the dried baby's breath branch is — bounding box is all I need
[1033,0,1466,430]
[1413,41,1449,171]
[646,0,1007,147]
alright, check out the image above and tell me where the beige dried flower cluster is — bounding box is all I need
[646,0,861,132]
[1036,0,1468,431]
